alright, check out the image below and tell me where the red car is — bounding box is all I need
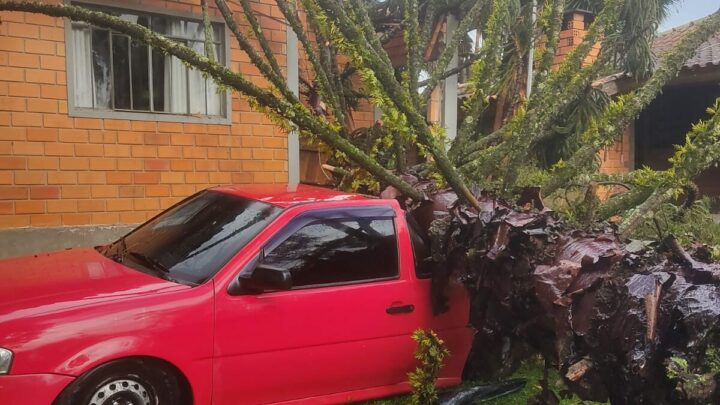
[0,185,472,405]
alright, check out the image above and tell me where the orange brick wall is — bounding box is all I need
[553,12,602,69]
[553,10,634,175]
[599,124,634,175]
[0,0,290,229]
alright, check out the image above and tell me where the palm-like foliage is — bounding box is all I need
[570,0,681,77]
[2,0,718,234]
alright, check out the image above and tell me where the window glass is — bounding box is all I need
[151,48,166,111]
[406,214,434,278]
[130,38,151,111]
[264,218,399,288]
[70,3,226,118]
[99,191,283,285]
[90,29,111,108]
[111,34,131,109]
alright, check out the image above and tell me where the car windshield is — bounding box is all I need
[99,190,283,285]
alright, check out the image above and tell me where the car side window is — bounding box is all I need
[406,214,434,279]
[263,217,398,288]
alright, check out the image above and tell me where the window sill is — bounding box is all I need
[69,107,232,125]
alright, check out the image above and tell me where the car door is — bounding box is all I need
[400,210,473,386]
[213,204,424,404]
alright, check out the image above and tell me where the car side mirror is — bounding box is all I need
[228,254,292,295]
[243,264,292,292]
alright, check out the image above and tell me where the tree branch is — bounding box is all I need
[346,0,398,75]
[0,1,424,201]
[420,0,488,101]
[236,0,284,79]
[298,0,351,128]
[449,0,506,160]
[418,0,440,55]
[201,0,216,62]
[214,0,296,102]
[459,0,624,188]
[311,0,481,208]
[402,0,421,108]
[416,52,480,87]
[532,0,565,94]
[542,11,720,196]
[275,0,344,125]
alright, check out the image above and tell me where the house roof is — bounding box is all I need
[652,17,720,70]
[594,15,720,95]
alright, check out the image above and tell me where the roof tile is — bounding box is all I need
[653,18,720,69]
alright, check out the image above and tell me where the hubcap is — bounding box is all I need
[88,378,152,405]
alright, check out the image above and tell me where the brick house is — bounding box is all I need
[597,18,720,202]
[2,4,714,256]
[0,0,302,256]
[0,6,623,257]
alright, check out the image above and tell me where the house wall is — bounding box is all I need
[296,33,377,185]
[554,11,633,176]
[553,11,601,69]
[0,0,291,257]
[599,124,634,175]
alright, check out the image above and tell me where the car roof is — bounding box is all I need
[211,184,372,208]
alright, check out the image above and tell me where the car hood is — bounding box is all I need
[0,248,186,339]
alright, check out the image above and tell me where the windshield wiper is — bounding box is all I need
[103,237,127,263]
[125,251,170,273]
[106,238,196,286]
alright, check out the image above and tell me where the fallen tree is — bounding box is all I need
[401,182,720,404]
[3,0,720,402]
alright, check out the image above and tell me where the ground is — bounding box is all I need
[361,356,608,404]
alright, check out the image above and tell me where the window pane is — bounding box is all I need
[119,12,142,25]
[151,15,168,35]
[157,52,188,114]
[188,40,207,115]
[136,14,149,28]
[213,24,223,43]
[206,44,224,116]
[91,29,111,109]
[185,21,201,38]
[264,218,398,288]
[407,215,434,278]
[71,3,226,118]
[151,48,165,112]
[131,40,150,111]
[112,34,131,109]
[71,26,93,108]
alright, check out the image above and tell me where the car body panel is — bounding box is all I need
[0,373,75,405]
[0,248,215,404]
[212,184,370,208]
[212,199,472,404]
[0,185,472,405]
[268,377,460,405]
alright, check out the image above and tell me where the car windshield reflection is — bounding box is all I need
[99,190,283,286]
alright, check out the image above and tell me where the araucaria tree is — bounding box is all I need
[3,0,720,403]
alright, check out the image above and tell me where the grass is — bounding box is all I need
[360,356,607,404]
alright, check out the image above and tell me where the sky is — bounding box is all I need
[659,0,720,31]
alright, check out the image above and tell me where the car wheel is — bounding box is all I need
[54,358,187,405]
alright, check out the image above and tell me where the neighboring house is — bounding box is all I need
[596,17,720,201]
[0,0,298,257]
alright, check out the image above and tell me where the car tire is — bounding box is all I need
[53,358,188,405]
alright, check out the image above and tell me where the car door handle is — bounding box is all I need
[386,304,415,315]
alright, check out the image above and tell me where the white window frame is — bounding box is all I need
[64,0,232,124]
